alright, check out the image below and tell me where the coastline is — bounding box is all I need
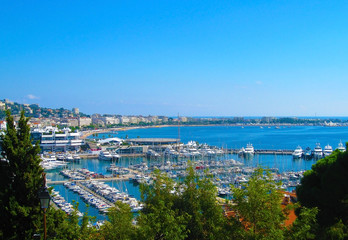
[80,125,178,139]
[80,123,345,140]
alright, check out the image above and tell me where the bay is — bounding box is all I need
[92,125,348,150]
[49,125,348,221]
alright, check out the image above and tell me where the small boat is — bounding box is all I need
[292,146,303,159]
[313,143,323,159]
[323,144,333,157]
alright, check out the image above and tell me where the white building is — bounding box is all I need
[79,117,92,127]
[120,116,130,124]
[129,116,140,124]
[31,126,84,152]
[102,116,120,125]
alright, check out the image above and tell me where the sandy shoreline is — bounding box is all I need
[80,125,179,139]
[80,123,317,139]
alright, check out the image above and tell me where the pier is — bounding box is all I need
[47,174,136,185]
[227,149,293,155]
[75,182,115,206]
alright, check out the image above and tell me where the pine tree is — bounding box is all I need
[230,168,286,240]
[0,110,44,239]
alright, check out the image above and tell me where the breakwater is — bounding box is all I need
[227,149,293,155]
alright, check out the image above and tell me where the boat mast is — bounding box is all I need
[177,113,180,145]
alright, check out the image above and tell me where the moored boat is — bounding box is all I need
[292,146,303,159]
[304,147,312,159]
[98,151,113,161]
[336,141,346,152]
[313,143,323,159]
[243,143,254,156]
[323,144,333,157]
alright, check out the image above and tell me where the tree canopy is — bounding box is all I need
[296,147,348,230]
[0,110,44,239]
[230,168,286,240]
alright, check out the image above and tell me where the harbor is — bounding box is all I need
[43,125,348,221]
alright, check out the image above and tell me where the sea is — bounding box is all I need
[48,125,348,221]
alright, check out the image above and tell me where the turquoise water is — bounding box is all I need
[49,125,348,220]
[92,125,348,150]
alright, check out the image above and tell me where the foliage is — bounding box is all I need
[137,165,230,240]
[176,166,229,240]
[285,206,318,240]
[137,169,189,240]
[46,202,97,240]
[296,148,348,228]
[0,110,43,239]
[321,220,348,240]
[100,201,135,240]
[230,168,286,240]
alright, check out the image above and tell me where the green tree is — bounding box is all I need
[323,220,348,240]
[137,165,230,240]
[285,206,318,240]
[230,168,286,240]
[46,202,97,240]
[100,201,135,240]
[296,148,348,228]
[176,166,229,240]
[0,110,44,239]
[137,169,189,240]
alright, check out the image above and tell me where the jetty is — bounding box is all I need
[227,149,293,155]
[75,182,114,206]
[47,174,136,185]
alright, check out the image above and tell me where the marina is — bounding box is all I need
[43,125,348,221]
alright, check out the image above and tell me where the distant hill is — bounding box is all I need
[0,99,88,119]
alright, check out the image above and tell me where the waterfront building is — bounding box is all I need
[119,116,130,124]
[116,146,144,154]
[31,126,84,152]
[102,116,120,125]
[60,118,79,127]
[179,116,188,122]
[129,116,140,124]
[158,116,169,123]
[78,117,92,127]
[147,116,158,123]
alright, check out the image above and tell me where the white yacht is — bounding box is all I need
[98,151,113,161]
[292,146,303,159]
[313,143,323,159]
[243,143,254,156]
[336,141,346,152]
[73,154,81,161]
[304,147,312,159]
[40,155,67,170]
[65,153,74,161]
[146,149,160,158]
[323,144,333,157]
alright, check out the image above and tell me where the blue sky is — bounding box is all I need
[1,1,348,116]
